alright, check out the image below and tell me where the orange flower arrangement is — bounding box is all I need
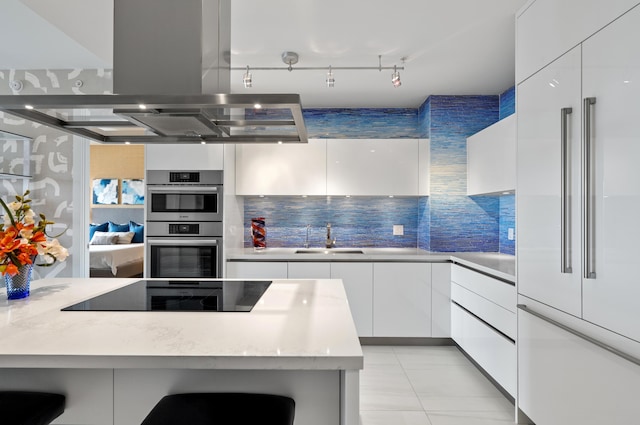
[0,190,68,276]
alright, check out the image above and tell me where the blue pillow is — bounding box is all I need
[129,221,144,243]
[108,221,130,232]
[89,222,108,240]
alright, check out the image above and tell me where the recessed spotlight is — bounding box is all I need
[25,104,34,110]
[138,104,147,110]
[201,141,206,145]
[277,141,283,145]
[124,141,131,145]
[388,195,394,198]
[254,103,262,109]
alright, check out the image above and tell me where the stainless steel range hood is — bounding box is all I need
[0,0,307,144]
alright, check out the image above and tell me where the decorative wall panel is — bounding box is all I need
[0,68,113,278]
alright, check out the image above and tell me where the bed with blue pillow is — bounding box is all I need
[89,221,144,278]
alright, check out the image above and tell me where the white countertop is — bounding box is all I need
[0,277,363,370]
[227,248,515,282]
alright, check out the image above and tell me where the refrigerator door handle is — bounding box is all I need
[561,107,573,273]
[583,97,597,279]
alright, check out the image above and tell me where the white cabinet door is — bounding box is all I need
[431,263,451,337]
[330,262,373,337]
[226,262,288,279]
[287,262,331,279]
[372,263,431,337]
[466,115,516,195]
[516,0,640,83]
[326,139,419,196]
[517,46,583,317]
[451,303,516,397]
[235,139,326,195]
[518,307,640,424]
[581,6,640,342]
[145,144,224,170]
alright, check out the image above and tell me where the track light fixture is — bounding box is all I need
[326,66,335,88]
[234,52,405,88]
[391,65,401,88]
[243,66,252,88]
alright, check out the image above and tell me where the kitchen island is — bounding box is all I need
[0,277,362,425]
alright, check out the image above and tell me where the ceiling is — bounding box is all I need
[0,0,527,109]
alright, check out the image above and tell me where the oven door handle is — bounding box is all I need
[147,186,219,192]
[147,239,220,245]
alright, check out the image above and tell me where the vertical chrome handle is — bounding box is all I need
[561,107,573,273]
[583,97,597,279]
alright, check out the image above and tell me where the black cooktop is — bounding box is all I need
[62,280,272,312]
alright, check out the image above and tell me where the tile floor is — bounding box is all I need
[360,345,516,425]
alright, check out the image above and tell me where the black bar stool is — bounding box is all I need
[141,393,295,425]
[0,391,66,425]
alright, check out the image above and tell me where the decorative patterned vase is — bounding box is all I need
[251,217,266,250]
[4,263,33,300]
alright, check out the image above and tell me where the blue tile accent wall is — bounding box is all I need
[499,86,516,120]
[499,194,516,255]
[244,196,419,248]
[422,95,501,252]
[303,108,420,139]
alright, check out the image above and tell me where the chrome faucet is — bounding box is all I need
[326,223,336,248]
[304,224,311,248]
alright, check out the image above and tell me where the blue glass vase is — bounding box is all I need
[4,263,33,300]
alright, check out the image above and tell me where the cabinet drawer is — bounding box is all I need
[451,282,516,340]
[451,265,515,313]
[451,303,516,397]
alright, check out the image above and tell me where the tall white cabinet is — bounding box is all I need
[517,2,640,423]
[518,3,640,342]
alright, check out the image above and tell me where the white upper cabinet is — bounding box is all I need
[326,139,420,196]
[466,115,516,195]
[516,0,640,83]
[235,139,327,196]
[146,144,224,170]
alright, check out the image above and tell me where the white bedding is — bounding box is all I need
[89,243,144,275]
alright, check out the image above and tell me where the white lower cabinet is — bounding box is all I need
[431,263,452,337]
[287,262,331,279]
[373,263,431,337]
[451,303,516,397]
[330,263,374,337]
[518,307,640,424]
[450,264,516,397]
[226,262,288,279]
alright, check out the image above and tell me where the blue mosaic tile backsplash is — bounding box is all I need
[244,197,419,248]
[242,99,516,255]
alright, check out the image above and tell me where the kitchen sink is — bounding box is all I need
[294,249,365,254]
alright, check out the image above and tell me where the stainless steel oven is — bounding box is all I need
[146,222,223,279]
[146,170,223,222]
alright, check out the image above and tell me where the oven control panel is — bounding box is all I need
[169,223,199,235]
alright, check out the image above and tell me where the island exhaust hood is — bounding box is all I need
[0,0,307,144]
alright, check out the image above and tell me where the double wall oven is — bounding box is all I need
[146,170,223,278]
